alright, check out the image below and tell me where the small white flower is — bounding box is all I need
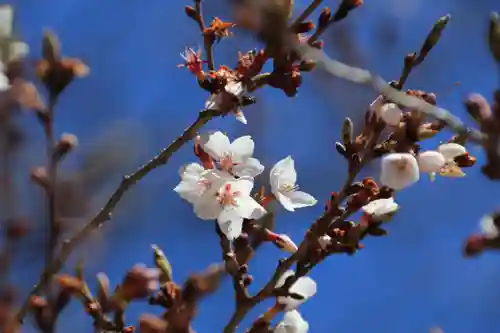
[276,270,317,311]
[480,214,499,239]
[200,131,264,178]
[174,163,230,204]
[318,235,332,250]
[273,234,298,253]
[275,310,309,333]
[417,151,446,173]
[437,143,467,178]
[380,153,420,190]
[361,198,399,221]
[379,103,402,126]
[193,178,266,240]
[270,156,317,212]
[437,143,467,161]
[205,81,247,124]
[369,95,385,114]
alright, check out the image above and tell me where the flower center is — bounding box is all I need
[394,157,409,172]
[280,183,299,193]
[218,183,241,207]
[198,178,212,190]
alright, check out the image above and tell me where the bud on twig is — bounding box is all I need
[317,7,332,30]
[30,166,49,189]
[42,30,60,63]
[184,6,197,20]
[151,245,173,285]
[341,117,353,146]
[488,12,500,63]
[417,14,450,62]
[53,133,78,163]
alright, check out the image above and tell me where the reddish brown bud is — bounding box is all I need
[294,21,315,34]
[463,234,486,257]
[318,7,332,29]
[184,6,197,20]
[454,153,476,168]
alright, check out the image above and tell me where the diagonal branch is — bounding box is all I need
[15,109,221,323]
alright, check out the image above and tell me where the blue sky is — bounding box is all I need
[7,0,500,332]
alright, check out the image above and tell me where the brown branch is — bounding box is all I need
[15,109,222,323]
[44,94,59,296]
[290,0,323,30]
[192,0,215,71]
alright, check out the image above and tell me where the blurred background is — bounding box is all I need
[2,0,500,332]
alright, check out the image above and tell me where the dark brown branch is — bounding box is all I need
[44,94,59,295]
[290,0,323,30]
[15,109,222,323]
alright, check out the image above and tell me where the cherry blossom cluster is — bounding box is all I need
[174,131,317,241]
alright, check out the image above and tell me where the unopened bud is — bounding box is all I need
[465,93,492,123]
[293,21,315,34]
[417,14,450,61]
[298,60,316,72]
[341,117,354,146]
[271,234,298,254]
[41,30,60,63]
[318,7,332,29]
[184,6,197,20]
[30,166,49,189]
[53,133,78,162]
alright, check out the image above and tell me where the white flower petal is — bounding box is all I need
[417,151,446,173]
[275,310,309,333]
[9,41,29,61]
[379,103,402,126]
[225,81,244,96]
[201,131,231,160]
[235,110,247,124]
[276,192,296,212]
[318,235,332,250]
[0,72,9,92]
[0,5,13,37]
[235,195,266,220]
[480,214,499,239]
[380,153,419,190]
[232,157,264,178]
[289,276,317,299]
[174,180,203,204]
[230,178,255,196]
[193,197,222,220]
[218,211,244,240]
[284,191,317,209]
[179,163,205,179]
[275,234,298,253]
[276,270,295,288]
[437,143,467,161]
[270,156,297,194]
[361,198,399,218]
[230,135,254,162]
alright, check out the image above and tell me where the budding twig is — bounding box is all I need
[16,109,221,323]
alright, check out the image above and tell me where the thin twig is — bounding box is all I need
[44,94,59,295]
[15,109,221,323]
[290,0,323,30]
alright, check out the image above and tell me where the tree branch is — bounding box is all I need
[15,109,221,323]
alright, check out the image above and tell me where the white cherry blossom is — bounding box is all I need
[379,103,402,126]
[270,156,317,212]
[417,151,446,173]
[276,270,317,311]
[193,178,266,240]
[437,143,467,177]
[0,62,9,91]
[200,131,264,178]
[361,198,399,221]
[275,310,309,333]
[380,153,419,190]
[174,163,230,204]
[480,214,499,239]
[205,81,247,124]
